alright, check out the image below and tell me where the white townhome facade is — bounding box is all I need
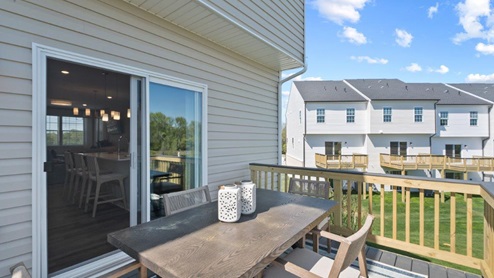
[286,79,492,181]
[0,1,305,277]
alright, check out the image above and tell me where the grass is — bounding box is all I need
[338,190,484,275]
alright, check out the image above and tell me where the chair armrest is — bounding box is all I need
[273,258,321,278]
[316,230,347,243]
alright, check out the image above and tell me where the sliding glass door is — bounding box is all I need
[148,79,205,219]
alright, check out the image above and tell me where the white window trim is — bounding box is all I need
[316,108,325,123]
[414,107,423,123]
[383,107,392,123]
[439,111,448,126]
[346,108,355,123]
[32,43,208,277]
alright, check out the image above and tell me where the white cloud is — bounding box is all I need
[405,63,422,72]
[350,56,388,64]
[340,27,367,44]
[466,73,494,82]
[429,65,450,74]
[428,3,439,18]
[395,29,413,47]
[311,0,371,25]
[476,42,494,55]
[293,75,323,81]
[453,0,492,44]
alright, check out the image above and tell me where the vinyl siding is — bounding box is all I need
[305,102,367,134]
[369,100,436,134]
[285,82,305,166]
[203,0,304,64]
[435,105,489,137]
[0,0,282,276]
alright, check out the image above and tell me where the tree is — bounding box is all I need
[282,124,286,154]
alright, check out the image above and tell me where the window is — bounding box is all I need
[383,107,392,122]
[316,109,325,123]
[439,112,448,126]
[390,142,407,156]
[470,111,478,126]
[446,144,461,158]
[414,107,423,122]
[46,115,84,146]
[325,142,342,159]
[346,108,355,123]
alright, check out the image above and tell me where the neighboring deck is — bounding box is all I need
[315,153,368,170]
[380,154,494,174]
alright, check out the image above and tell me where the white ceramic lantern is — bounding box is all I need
[240,180,256,215]
[218,184,241,222]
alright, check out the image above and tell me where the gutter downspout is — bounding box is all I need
[278,64,307,165]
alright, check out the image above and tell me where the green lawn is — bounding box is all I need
[340,191,485,274]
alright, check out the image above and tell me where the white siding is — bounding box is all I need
[285,84,305,166]
[305,134,366,168]
[306,102,367,134]
[0,0,284,275]
[435,105,489,137]
[366,134,431,173]
[369,101,435,134]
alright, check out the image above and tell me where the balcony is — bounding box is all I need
[315,153,368,170]
[249,163,494,278]
[380,154,494,173]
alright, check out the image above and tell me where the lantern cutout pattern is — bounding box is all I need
[218,184,241,222]
[239,180,256,215]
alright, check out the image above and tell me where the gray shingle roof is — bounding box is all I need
[406,83,490,105]
[345,79,439,101]
[448,83,494,103]
[294,81,367,102]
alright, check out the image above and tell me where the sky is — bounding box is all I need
[281,0,494,121]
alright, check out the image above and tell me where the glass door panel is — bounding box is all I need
[148,81,203,219]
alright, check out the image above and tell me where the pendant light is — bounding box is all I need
[102,113,109,122]
[114,111,120,120]
[85,108,91,117]
[127,108,131,118]
[73,107,79,116]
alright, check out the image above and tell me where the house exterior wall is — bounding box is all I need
[366,134,431,173]
[305,134,366,168]
[305,102,367,134]
[0,0,292,276]
[201,0,305,64]
[369,100,435,134]
[435,105,489,137]
[285,84,305,166]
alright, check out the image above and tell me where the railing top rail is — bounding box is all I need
[249,163,483,194]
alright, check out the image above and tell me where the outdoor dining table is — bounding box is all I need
[107,188,337,278]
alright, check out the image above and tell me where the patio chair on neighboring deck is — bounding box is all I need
[162,186,211,216]
[288,178,333,253]
[263,215,375,278]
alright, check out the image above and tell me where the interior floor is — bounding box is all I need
[47,181,129,274]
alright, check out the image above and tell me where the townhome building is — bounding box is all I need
[286,79,492,182]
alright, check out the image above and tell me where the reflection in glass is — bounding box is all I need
[149,83,202,219]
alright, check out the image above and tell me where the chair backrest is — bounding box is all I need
[73,153,86,173]
[163,186,211,216]
[288,178,332,199]
[328,214,375,277]
[64,151,74,171]
[10,262,32,278]
[85,155,100,179]
[168,163,184,175]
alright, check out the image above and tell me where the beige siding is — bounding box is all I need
[0,0,281,276]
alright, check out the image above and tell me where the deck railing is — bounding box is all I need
[380,153,494,172]
[150,155,197,189]
[249,163,494,278]
[315,153,368,169]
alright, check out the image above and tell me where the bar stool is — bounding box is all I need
[63,152,77,200]
[85,156,128,217]
[72,153,88,205]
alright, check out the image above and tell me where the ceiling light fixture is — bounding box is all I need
[85,108,91,117]
[100,109,105,117]
[50,100,72,106]
[102,114,109,122]
[73,107,79,116]
[61,70,69,74]
[114,111,120,121]
[127,108,131,118]
[82,103,87,107]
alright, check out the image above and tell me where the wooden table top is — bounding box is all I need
[107,189,336,278]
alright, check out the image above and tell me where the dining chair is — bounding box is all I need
[71,153,88,205]
[263,214,375,278]
[10,262,31,278]
[162,186,211,216]
[62,151,73,198]
[85,155,128,217]
[288,178,333,253]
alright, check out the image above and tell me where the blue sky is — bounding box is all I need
[282,0,494,120]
